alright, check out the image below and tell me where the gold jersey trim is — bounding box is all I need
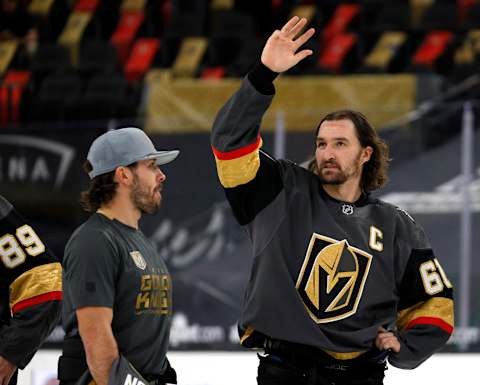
[322,349,367,360]
[10,262,62,310]
[397,297,454,332]
[214,149,261,188]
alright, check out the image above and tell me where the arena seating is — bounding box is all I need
[0,0,478,125]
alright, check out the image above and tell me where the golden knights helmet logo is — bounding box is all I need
[130,251,147,270]
[296,233,372,323]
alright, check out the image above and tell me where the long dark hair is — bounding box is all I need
[79,161,118,212]
[79,161,137,212]
[308,110,390,192]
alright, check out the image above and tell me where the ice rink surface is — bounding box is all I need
[18,350,479,385]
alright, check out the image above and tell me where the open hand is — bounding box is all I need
[261,16,315,73]
[375,327,401,353]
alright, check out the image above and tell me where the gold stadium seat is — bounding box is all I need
[121,0,146,12]
[454,30,480,66]
[58,11,93,66]
[0,40,18,76]
[364,32,407,71]
[289,5,316,21]
[172,37,208,78]
[28,0,55,17]
[410,0,434,28]
[211,0,234,10]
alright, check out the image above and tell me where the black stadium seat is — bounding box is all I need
[163,13,205,38]
[156,13,206,68]
[226,37,265,77]
[420,3,458,31]
[210,10,255,39]
[77,74,132,120]
[369,3,411,31]
[29,72,82,122]
[30,44,70,83]
[78,41,119,77]
[464,4,480,29]
[208,10,257,76]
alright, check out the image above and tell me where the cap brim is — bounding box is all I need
[146,150,180,165]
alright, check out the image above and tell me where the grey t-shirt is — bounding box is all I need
[62,213,172,376]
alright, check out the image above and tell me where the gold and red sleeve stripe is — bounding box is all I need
[10,262,62,314]
[397,297,454,334]
[212,136,263,188]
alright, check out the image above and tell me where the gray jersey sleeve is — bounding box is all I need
[389,208,454,369]
[64,229,119,309]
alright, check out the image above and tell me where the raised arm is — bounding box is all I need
[211,17,314,225]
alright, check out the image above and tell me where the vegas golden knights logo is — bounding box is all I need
[296,233,372,324]
[130,251,147,270]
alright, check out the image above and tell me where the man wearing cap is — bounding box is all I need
[57,127,179,385]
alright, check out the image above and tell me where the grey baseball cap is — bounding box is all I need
[87,127,179,179]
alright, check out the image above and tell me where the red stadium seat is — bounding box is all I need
[124,38,160,82]
[3,70,30,87]
[110,11,145,64]
[318,33,358,73]
[322,4,360,44]
[0,86,8,126]
[74,0,100,12]
[0,71,31,125]
[201,66,225,79]
[412,31,453,68]
[458,0,477,24]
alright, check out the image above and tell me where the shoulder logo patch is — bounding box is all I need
[296,233,372,323]
[130,251,147,270]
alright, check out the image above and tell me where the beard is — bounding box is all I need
[317,153,362,185]
[130,174,162,214]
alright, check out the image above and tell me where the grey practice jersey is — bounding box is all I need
[62,213,172,376]
[211,64,454,369]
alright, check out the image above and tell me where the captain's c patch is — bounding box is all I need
[296,233,372,324]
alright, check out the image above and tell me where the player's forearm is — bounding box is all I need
[78,307,119,385]
[0,300,61,369]
[247,62,279,95]
[388,325,451,369]
[211,60,278,150]
[83,333,119,385]
[211,75,274,152]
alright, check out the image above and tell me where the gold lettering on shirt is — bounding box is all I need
[135,274,171,315]
[136,292,150,309]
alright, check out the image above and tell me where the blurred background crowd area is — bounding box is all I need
[0,0,479,127]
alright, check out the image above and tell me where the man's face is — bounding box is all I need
[130,159,166,214]
[315,119,371,186]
